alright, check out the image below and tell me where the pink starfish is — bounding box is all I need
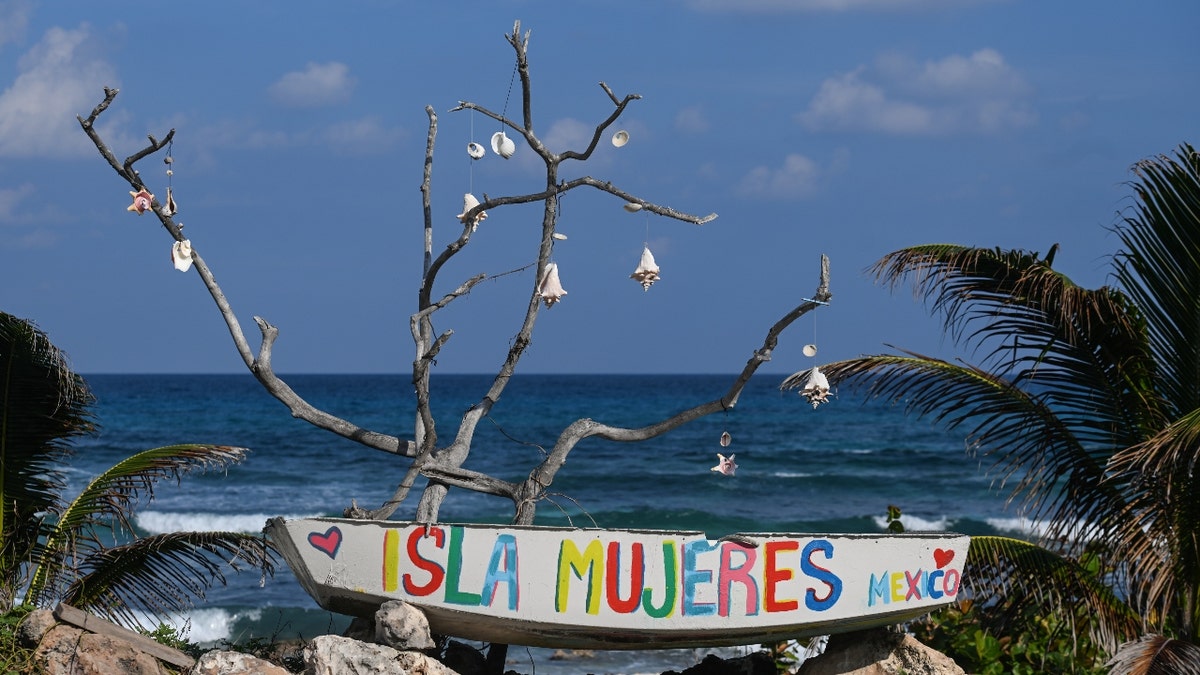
[127,188,154,215]
[711,453,737,476]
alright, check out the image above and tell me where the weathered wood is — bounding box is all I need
[53,602,195,669]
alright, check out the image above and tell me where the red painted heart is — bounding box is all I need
[933,548,954,569]
[308,526,342,559]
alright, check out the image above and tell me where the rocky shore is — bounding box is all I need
[17,601,964,674]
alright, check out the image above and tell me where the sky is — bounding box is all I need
[1,0,1197,375]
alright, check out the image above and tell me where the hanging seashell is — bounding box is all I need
[491,131,516,159]
[611,130,629,147]
[630,245,661,291]
[162,186,178,217]
[171,238,194,272]
[623,202,643,213]
[802,344,818,357]
[537,262,567,308]
[127,188,153,215]
[456,193,488,231]
[799,366,831,409]
[552,232,568,240]
[711,453,737,476]
[467,142,485,160]
[719,431,732,447]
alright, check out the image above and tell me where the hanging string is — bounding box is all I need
[469,110,475,194]
[501,61,517,127]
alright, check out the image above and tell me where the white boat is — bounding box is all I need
[266,517,969,650]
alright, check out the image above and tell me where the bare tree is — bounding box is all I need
[77,21,831,527]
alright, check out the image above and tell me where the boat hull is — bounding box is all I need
[266,517,969,650]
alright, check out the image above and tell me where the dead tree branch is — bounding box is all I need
[511,256,832,524]
[77,21,826,531]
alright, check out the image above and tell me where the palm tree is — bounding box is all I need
[0,311,275,628]
[784,143,1200,672]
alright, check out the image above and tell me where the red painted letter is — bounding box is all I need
[403,526,446,596]
[606,541,644,614]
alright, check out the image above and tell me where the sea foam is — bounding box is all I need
[136,511,318,535]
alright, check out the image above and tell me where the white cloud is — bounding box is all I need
[675,106,710,134]
[268,62,356,107]
[0,182,34,223]
[0,0,33,48]
[322,116,405,155]
[737,153,822,199]
[0,24,120,158]
[685,0,999,12]
[541,117,594,155]
[798,49,1035,135]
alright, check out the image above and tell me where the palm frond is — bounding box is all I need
[0,312,95,607]
[1107,634,1200,675]
[1105,408,1200,637]
[963,536,1142,654]
[60,530,276,629]
[26,444,249,605]
[869,244,1162,441]
[796,354,1130,542]
[1113,143,1200,416]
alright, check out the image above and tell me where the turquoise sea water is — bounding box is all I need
[73,373,1031,673]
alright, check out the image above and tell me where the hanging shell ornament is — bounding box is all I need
[537,262,567,308]
[162,186,178,217]
[623,202,643,213]
[802,344,818,357]
[490,131,516,159]
[711,453,737,476]
[127,188,154,215]
[456,193,487,230]
[171,238,194,272]
[630,246,660,291]
[719,431,732,447]
[552,232,568,241]
[798,366,831,409]
[467,142,486,160]
[611,130,629,147]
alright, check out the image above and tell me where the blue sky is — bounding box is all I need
[1,0,1196,375]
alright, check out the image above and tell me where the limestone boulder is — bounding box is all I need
[35,624,171,675]
[374,599,437,651]
[194,650,293,675]
[797,628,965,675]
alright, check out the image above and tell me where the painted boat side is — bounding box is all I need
[266,517,969,650]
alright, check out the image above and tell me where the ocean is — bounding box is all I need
[70,373,1031,674]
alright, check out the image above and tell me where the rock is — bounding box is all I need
[193,650,292,675]
[16,608,57,647]
[375,600,436,650]
[797,628,965,675]
[304,634,456,675]
[668,651,777,675]
[35,624,171,675]
[442,640,488,675]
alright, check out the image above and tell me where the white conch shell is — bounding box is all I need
[802,344,818,357]
[456,193,487,230]
[162,186,177,217]
[623,202,643,213]
[611,130,629,147]
[467,142,485,159]
[799,366,831,408]
[630,246,660,291]
[491,131,516,159]
[171,239,194,272]
[537,262,567,308]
